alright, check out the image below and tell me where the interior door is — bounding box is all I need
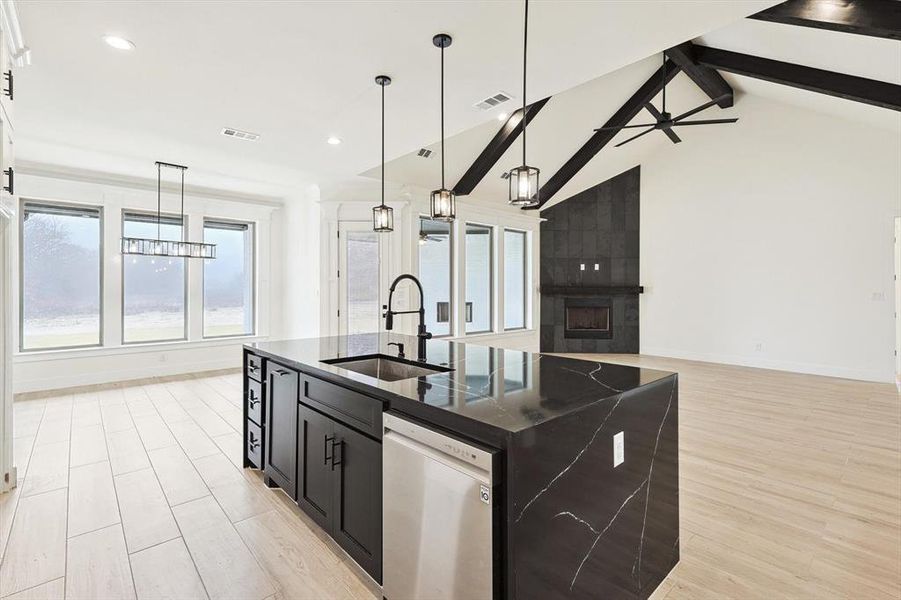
[296,402,335,531]
[338,222,383,336]
[332,421,382,582]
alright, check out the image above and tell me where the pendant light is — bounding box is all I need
[121,161,216,259]
[372,75,394,233]
[429,33,455,221]
[507,0,539,207]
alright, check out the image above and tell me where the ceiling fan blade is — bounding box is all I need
[594,123,658,131]
[672,94,732,122]
[672,118,739,126]
[614,127,655,147]
[666,129,682,144]
[644,103,680,144]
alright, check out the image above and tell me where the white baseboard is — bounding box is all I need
[13,356,241,394]
[639,346,893,384]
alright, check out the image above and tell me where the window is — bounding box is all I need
[122,212,186,343]
[203,220,255,337]
[465,223,493,334]
[504,229,528,329]
[20,202,102,350]
[418,217,452,337]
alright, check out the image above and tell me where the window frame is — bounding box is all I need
[120,209,189,345]
[503,227,529,331]
[417,214,454,339]
[464,221,495,336]
[18,198,105,352]
[201,217,257,339]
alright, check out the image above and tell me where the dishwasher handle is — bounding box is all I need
[384,429,491,486]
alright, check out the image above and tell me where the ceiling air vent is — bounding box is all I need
[417,148,433,158]
[220,127,261,142]
[474,91,513,111]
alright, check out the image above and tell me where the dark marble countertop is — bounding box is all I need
[247,333,674,444]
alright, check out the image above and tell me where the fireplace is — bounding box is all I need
[564,298,613,339]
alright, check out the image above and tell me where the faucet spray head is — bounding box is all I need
[382,305,394,330]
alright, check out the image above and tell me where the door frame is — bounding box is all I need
[336,220,391,337]
[895,217,900,390]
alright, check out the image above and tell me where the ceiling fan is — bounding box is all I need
[595,54,738,148]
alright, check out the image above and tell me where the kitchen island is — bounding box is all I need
[243,333,678,600]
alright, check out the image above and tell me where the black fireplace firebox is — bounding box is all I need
[564,297,613,339]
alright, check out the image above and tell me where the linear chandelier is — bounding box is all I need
[121,161,216,259]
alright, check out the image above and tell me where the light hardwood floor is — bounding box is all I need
[0,359,898,600]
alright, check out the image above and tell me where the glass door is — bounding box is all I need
[338,222,382,336]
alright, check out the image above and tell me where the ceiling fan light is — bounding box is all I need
[372,204,394,233]
[430,188,456,221]
[508,165,539,206]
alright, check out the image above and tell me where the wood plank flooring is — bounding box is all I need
[0,359,897,599]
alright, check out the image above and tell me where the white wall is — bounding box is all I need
[639,94,900,383]
[12,165,286,392]
[279,184,322,339]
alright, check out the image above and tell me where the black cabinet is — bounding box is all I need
[264,362,298,498]
[297,401,382,583]
[297,403,335,531]
[332,421,382,581]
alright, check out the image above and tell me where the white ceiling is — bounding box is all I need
[16,0,778,198]
[370,15,901,208]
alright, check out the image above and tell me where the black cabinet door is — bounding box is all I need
[332,421,382,583]
[296,403,335,531]
[264,364,298,498]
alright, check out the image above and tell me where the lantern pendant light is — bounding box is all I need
[430,33,455,222]
[507,0,540,207]
[121,161,216,259]
[372,75,394,232]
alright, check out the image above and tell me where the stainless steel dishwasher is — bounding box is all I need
[382,412,496,600]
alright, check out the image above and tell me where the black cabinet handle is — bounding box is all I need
[324,434,334,465]
[3,168,12,196]
[3,70,12,101]
[248,389,260,407]
[248,364,259,374]
[248,432,260,451]
[273,368,289,376]
[331,438,343,471]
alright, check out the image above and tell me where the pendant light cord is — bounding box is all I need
[381,80,385,208]
[180,167,185,243]
[440,43,445,189]
[522,0,528,166]
[156,162,161,241]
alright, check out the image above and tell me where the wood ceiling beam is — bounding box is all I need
[694,45,901,111]
[749,0,901,41]
[452,97,550,196]
[525,59,681,210]
[665,42,733,108]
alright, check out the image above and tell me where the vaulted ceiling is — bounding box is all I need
[368,10,900,209]
[16,0,779,198]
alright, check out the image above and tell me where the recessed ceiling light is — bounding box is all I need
[327,136,342,145]
[103,35,135,51]
[497,112,509,121]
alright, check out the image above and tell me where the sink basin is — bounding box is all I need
[322,354,452,382]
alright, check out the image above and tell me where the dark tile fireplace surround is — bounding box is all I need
[540,166,641,353]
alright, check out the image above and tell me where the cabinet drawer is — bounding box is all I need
[246,353,263,382]
[301,376,383,439]
[247,420,263,468]
[247,379,263,425]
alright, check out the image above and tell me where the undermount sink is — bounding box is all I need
[322,354,452,382]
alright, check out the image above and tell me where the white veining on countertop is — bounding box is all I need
[635,376,677,587]
[513,392,624,523]
[561,362,624,394]
[554,511,600,536]
[569,479,649,590]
